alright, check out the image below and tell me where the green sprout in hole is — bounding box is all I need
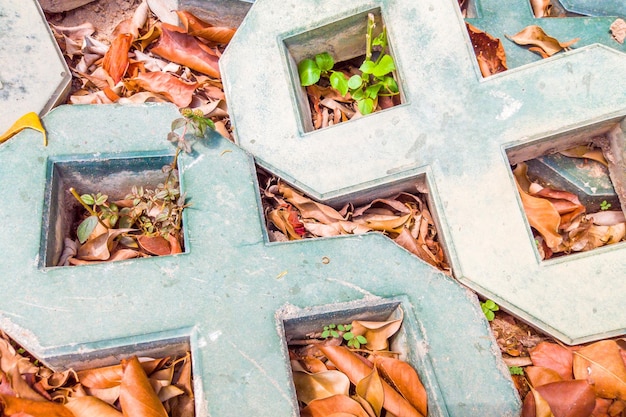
[321,323,368,349]
[509,366,524,376]
[297,13,399,116]
[481,299,499,321]
[600,200,612,211]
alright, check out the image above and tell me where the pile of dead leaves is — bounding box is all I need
[0,330,193,417]
[513,156,625,260]
[521,339,626,417]
[49,0,233,139]
[259,172,449,272]
[288,309,429,416]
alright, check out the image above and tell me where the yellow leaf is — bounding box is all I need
[0,112,47,145]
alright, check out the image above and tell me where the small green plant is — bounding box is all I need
[509,366,524,376]
[168,108,215,154]
[297,13,399,116]
[481,299,499,321]
[600,200,611,211]
[321,323,368,349]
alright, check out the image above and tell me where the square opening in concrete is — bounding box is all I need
[280,298,446,416]
[506,117,626,261]
[0,328,196,416]
[282,7,405,133]
[41,151,188,267]
[257,166,450,273]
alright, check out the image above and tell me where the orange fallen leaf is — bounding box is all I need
[175,10,236,44]
[534,380,596,417]
[0,394,75,417]
[119,356,168,417]
[373,355,428,416]
[150,23,220,78]
[301,394,369,417]
[130,71,198,108]
[103,33,134,84]
[319,346,425,417]
[529,342,573,380]
[65,396,123,417]
[572,340,626,400]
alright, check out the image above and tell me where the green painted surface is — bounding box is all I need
[221,0,626,344]
[0,104,520,416]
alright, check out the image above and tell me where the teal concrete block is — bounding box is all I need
[221,0,626,343]
[0,0,71,134]
[467,0,626,69]
[559,0,626,17]
[0,104,520,415]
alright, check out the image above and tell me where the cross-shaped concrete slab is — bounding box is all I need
[467,0,626,68]
[0,0,71,134]
[559,0,625,17]
[0,104,520,415]
[221,0,626,343]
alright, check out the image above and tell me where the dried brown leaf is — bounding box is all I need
[119,356,168,417]
[507,25,579,58]
[150,23,220,78]
[536,380,596,417]
[610,19,626,44]
[103,33,134,83]
[318,346,424,417]
[572,340,626,400]
[65,396,123,417]
[0,395,75,417]
[130,72,198,108]
[293,370,350,405]
[373,355,428,416]
[530,342,573,380]
[175,11,236,44]
[301,394,370,417]
[466,23,507,77]
[355,367,384,417]
[530,0,552,17]
[526,366,563,388]
[350,316,403,351]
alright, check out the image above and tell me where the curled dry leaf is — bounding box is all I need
[76,228,135,261]
[278,184,345,224]
[522,385,553,417]
[65,396,123,417]
[292,370,350,405]
[529,342,573,380]
[572,340,626,400]
[318,346,424,417]
[103,33,134,84]
[119,356,168,417]
[150,23,220,78]
[351,315,403,351]
[507,25,579,58]
[513,164,562,249]
[525,366,563,388]
[534,380,596,417]
[373,355,428,417]
[466,23,507,77]
[559,145,608,167]
[355,367,384,417]
[175,11,236,44]
[301,394,370,417]
[129,72,198,108]
[0,394,75,417]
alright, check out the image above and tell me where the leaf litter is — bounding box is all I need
[288,308,428,417]
[0,329,193,417]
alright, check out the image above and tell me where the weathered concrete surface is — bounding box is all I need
[0,0,70,134]
[222,0,626,343]
[0,104,520,416]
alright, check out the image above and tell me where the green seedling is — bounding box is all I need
[321,323,368,349]
[509,366,524,376]
[71,190,120,243]
[481,299,499,321]
[298,13,399,116]
[600,200,611,211]
[168,108,215,154]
